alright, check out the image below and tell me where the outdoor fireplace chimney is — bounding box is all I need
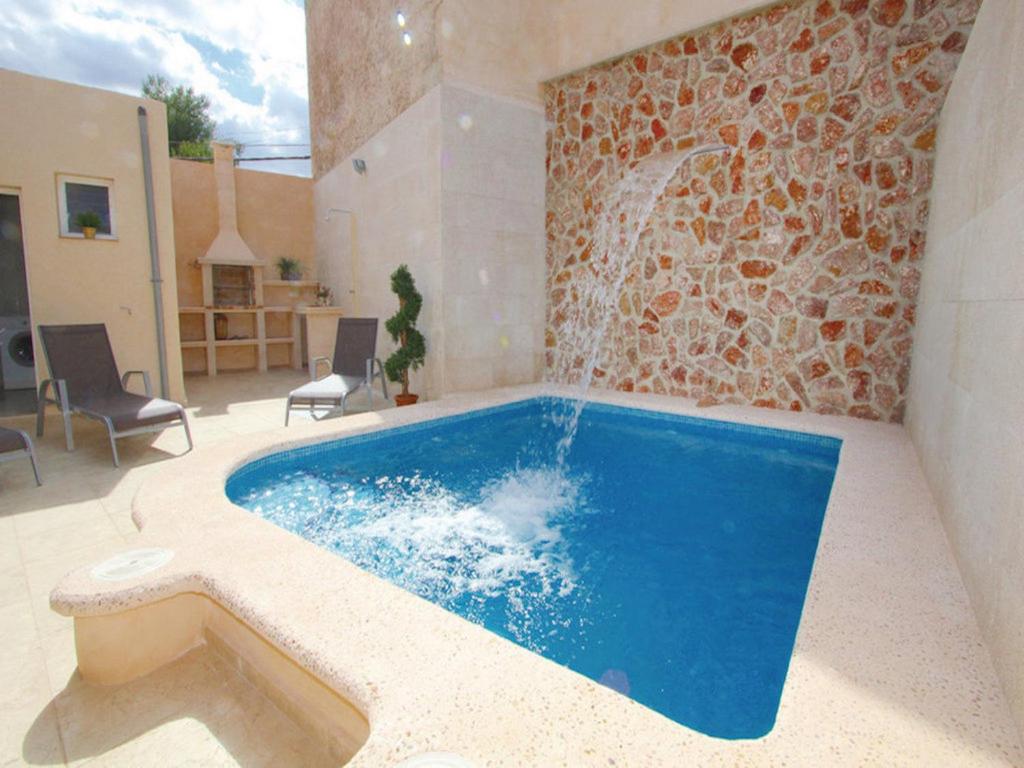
[198,142,261,266]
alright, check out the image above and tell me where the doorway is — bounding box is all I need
[0,190,36,417]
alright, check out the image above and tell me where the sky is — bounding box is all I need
[0,0,311,176]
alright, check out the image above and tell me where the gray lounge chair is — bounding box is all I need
[285,318,388,425]
[36,324,193,467]
[0,426,41,485]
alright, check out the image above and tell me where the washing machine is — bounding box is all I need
[0,316,35,390]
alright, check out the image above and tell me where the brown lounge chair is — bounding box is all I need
[0,426,41,485]
[36,324,193,467]
[285,317,388,425]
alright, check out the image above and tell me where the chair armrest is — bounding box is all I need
[121,370,152,396]
[311,357,332,381]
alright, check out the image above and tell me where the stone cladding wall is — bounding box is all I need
[545,0,979,421]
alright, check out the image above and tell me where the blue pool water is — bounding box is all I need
[227,398,840,738]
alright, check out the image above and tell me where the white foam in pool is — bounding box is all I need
[90,548,174,582]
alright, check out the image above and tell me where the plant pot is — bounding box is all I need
[81,227,97,239]
[213,312,229,341]
[394,393,419,407]
[281,271,302,281]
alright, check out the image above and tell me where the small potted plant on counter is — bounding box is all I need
[275,256,303,281]
[74,211,102,239]
[384,264,426,406]
[315,283,333,307]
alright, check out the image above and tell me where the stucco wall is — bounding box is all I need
[544,0,769,79]
[313,86,444,398]
[437,0,553,104]
[0,68,185,403]
[312,83,546,398]
[545,0,978,421]
[171,159,315,307]
[305,0,770,180]
[309,0,775,394]
[440,84,547,391]
[306,0,443,179]
[905,0,1024,737]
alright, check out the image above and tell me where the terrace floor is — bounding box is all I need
[2,372,1021,766]
[0,370,386,767]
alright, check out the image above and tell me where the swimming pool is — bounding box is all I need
[227,397,840,739]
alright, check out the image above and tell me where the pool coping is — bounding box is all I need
[49,384,1024,766]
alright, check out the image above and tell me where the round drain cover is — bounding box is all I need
[90,548,174,582]
[394,754,476,768]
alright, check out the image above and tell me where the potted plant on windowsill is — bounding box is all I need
[74,211,102,239]
[384,264,426,406]
[275,256,303,281]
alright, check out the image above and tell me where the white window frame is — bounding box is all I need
[56,174,117,240]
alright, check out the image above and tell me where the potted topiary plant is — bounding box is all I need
[74,211,102,239]
[384,264,426,406]
[275,256,303,281]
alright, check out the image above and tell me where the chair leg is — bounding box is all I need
[56,380,74,451]
[104,422,120,468]
[376,359,389,401]
[27,443,42,486]
[285,396,293,426]
[366,359,373,410]
[180,411,194,452]
[36,380,51,437]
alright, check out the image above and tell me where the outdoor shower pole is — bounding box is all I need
[137,106,170,399]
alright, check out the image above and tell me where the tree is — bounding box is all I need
[384,265,426,397]
[142,74,216,157]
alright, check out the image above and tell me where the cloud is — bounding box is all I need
[0,0,310,175]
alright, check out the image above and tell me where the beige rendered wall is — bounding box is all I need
[170,159,314,373]
[437,0,552,104]
[306,0,443,178]
[313,86,444,399]
[307,1,784,399]
[440,84,546,391]
[306,0,767,177]
[0,69,185,403]
[313,83,546,398]
[544,0,768,80]
[905,0,1024,738]
[171,159,315,306]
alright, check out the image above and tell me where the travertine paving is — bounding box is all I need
[0,370,381,767]
[45,382,1024,767]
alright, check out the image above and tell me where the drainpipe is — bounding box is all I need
[137,106,169,399]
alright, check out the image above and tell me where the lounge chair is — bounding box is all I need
[35,324,193,467]
[285,317,388,425]
[0,426,42,485]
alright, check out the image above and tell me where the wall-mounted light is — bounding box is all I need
[403,31,412,46]
[352,158,367,175]
[396,11,406,27]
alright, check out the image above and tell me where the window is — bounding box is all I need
[57,174,116,239]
